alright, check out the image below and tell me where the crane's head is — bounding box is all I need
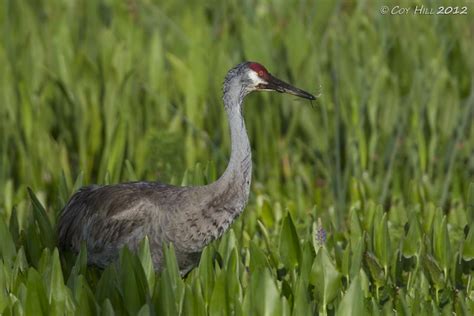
[224,62,316,101]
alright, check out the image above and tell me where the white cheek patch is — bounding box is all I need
[248,71,267,86]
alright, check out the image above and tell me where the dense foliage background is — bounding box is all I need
[1,0,473,314]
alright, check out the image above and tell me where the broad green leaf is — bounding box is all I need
[364,251,385,286]
[336,274,365,316]
[258,197,275,228]
[209,271,227,316]
[243,268,281,316]
[74,276,99,316]
[462,224,474,261]
[349,208,363,244]
[0,217,16,263]
[278,213,302,269]
[95,266,122,310]
[14,247,28,275]
[67,243,88,290]
[311,247,341,311]
[27,188,55,248]
[47,248,75,315]
[23,222,42,267]
[9,208,20,245]
[100,299,115,316]
[350,237,364,280]
[422,254,445,289]
[467,182,474,223]
[0,262,9,313]
[154,271,179,316]
[154,244,185,316]
[58,171,70,206]
[257,220,279,268]
[25,268,49,316]
[292,278,311,316]
[402,214,421,258]
[119,247,149,315]
[217,228,238,265]
[138,236,156,295]
[249,240,269,271]
[373,212,390,272]
[125,160,138,181]
[198,246,215,304]
[433,215,450,274]
[226,249,243,315]
[72,172,84,193]
[137,304,152,316]
[182,284,206,316]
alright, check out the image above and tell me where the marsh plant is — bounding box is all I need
[0,0,473,314]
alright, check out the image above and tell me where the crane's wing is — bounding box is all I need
[57,181,181,267]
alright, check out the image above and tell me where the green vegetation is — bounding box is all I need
[1,0,473,314]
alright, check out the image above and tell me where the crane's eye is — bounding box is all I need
[258,70,264,77]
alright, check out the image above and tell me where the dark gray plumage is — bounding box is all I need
[58,61,315,275]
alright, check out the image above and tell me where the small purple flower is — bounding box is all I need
[315,217,327,247]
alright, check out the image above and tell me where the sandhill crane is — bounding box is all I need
[58,62,316,275]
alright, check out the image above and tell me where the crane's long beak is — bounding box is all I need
[260,74,316,100]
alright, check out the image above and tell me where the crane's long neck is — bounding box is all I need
[209,90,252,210]
[221,98,252,190]
[179,85,252,253]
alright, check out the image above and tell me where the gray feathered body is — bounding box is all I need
[58,63,253,275]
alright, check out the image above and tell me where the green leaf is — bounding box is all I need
[197,246,215,304]
[24,223,43,267]
[422,254,445,289]
[154,243,185,316]
[209,271,228,316]
[258,197,275,228]
[257,220,279,268]
[9,208,20,245]
[47,248,75,315]
[433,215,450,274]
[100,299,115,316]
[182,284,206,316]
[292,278,311,316]
[0,262,9,313]
[243,268,282,316]
[74,275,99,316]
[154,272,179,316]
[462,224,474,261]
[402,214,421,258]
[373,212,390,272]
[364,251,385,286]
[14,246,29,275]
[95,265,122,310]
[336,274,366,316]
[137,304,152,316]
[217,228,238,265]
[467,182,474,223]
[27,188,55,248]
[125,160,138,181]
[138,236,156,296]
[249,240,269,272]
[25,268,49,316]
[67,243,88,290]
[278,213,302,269]
[349,208,363,244]
[72,172,84,193]
[311,247,341,311]
[119,247,149,315]
[226,249,243,315]
[0,216,16,263]
[350,237,364,280]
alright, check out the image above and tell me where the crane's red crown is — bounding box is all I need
[248,62,270,79]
